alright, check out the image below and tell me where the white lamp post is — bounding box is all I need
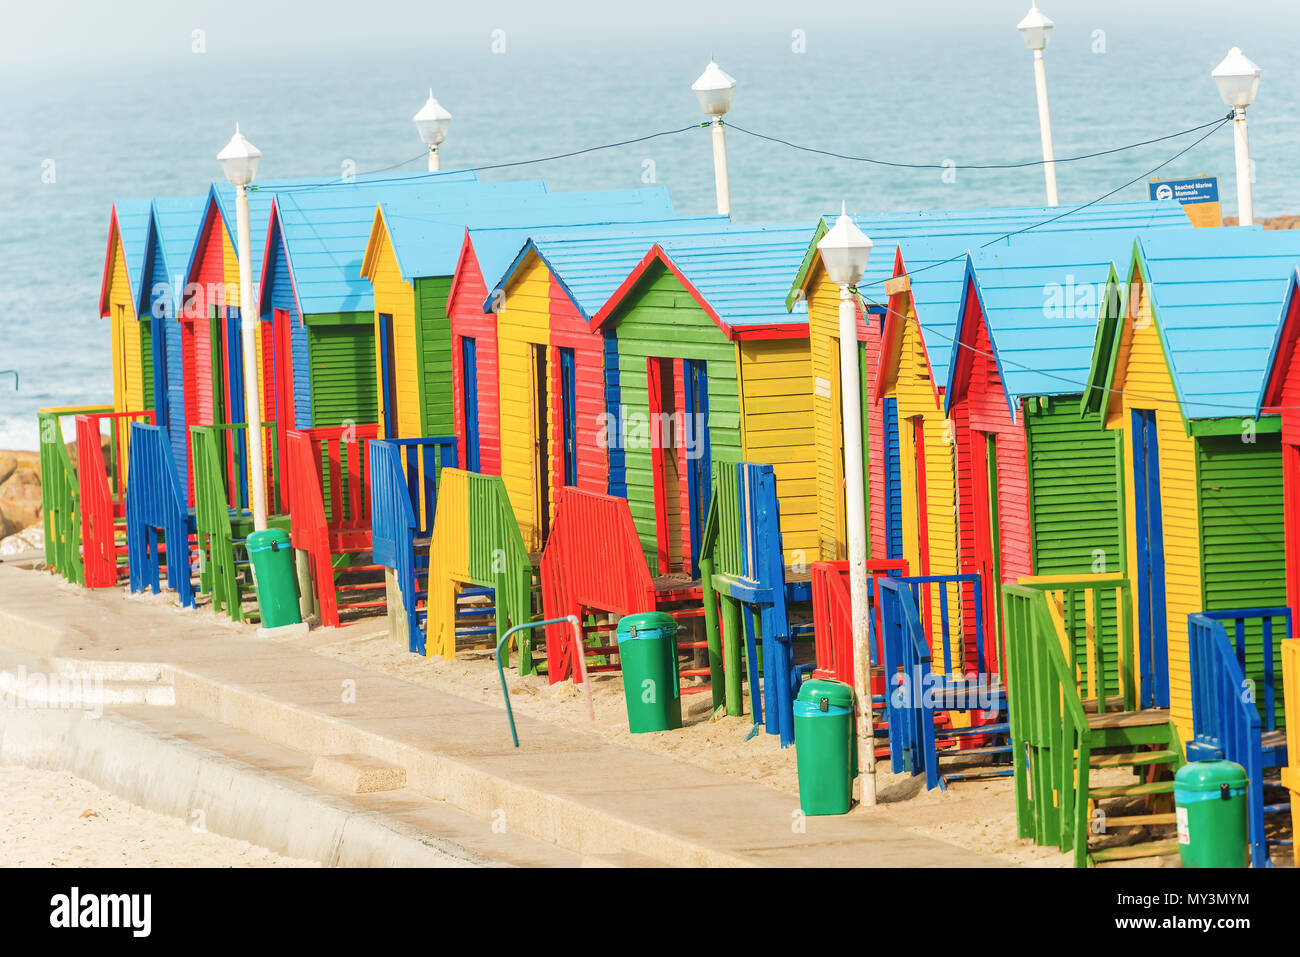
[217,125,268,532]
[1017,3,1059,206]
[1212,47,1262,227]
[817,203,876,806]
[414,89,452,172]
[692,57,736,217]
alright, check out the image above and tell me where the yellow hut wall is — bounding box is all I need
[1104,274,1202,743]
[881,299,961,657]
[737,336,818,566]
[805,263,849,561]
[367,228,421,439]
[496,252,553,551]
[104,231,142,415]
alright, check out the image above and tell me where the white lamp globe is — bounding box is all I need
[1017,3,1054,53]
[217,125,261,187]
[1212,47,1262,109]
[817,203,873,288]
[414,89,452,147]
[691,57,736,117]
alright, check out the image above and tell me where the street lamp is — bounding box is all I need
[1017,3,1059,206]
[1212,47,1262,227]
[414,89,452,172]
[817,202,876,806]
[217,124,268,532]
[692,57,736,216]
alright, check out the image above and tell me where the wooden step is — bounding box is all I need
[1087,708,1171,730]
[1101,812,1177,828]
[1090,779,1175,800]
[938,744,1012,760]
[1089,840,1180,864]
[1089,749,1178,769]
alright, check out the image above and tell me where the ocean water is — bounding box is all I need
[2,5,1297,450]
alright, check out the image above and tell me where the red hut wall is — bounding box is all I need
[448,243,501,475]
[550,276,611,498]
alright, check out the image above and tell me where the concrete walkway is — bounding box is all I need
[0,565,997,867]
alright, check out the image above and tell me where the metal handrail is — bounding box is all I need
[495,615,591,747]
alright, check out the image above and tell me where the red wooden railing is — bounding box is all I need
[286,424,380,627]
[810,559,910,691]
[76,409,155,588]
[540,488,660,683]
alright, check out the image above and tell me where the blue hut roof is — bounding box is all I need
[143,196,207,317]
[111,199,153,310]
[1136,227,1300,420]
[600,225,816,335]
[194,169,481,294]
[388,187,678,282]
[891,202,1193,389]
[940,231,1147,416]
[263,178,548,316]
[484,217,732,318]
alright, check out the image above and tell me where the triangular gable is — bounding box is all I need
[256,200,304,324]
[591,244,732,336]
[444,229,477,312]
[872,245,942,410]
[1098,244,1191,434]
[1256,269,1300,413]
[785,217,832,311]
[943,255,1017,422]
[360,204,402,283]
[590,245,810,342]
[98,205,125,317]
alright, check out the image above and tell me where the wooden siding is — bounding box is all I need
[448,243,502,474]
[738,336,817,563]
[1106,274,1203,742]
[881,295,960,624]
[805,261,879,561]
[1197,434,1287,726]
[416,276,455,438]
[368,229,421,439]
[306,317,379,428]
[609,265,740,570]
[550,267,611,499]
[496,252,552,550]
[961,297,1032,584]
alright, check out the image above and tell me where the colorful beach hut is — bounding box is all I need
[1259,269,1300,617]
[1088,226,1300,742]
[139,196,208,496]
[463,214,730,551]
[100,199,154,418]
[941,231,1169,672]
[787,201,1192,569]
[579,224,815,575]
[364,187,675,450]
[258,176,536,447]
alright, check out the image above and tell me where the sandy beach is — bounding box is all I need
[0,764,317,868]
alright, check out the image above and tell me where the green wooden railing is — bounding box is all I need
[38,405,112,584]
[190,422,282,622]
[1003,574,1135,856]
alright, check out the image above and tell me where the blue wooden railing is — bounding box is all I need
[878,574,989,790]
[370,437,457,653]
[125,422,196,608]
[1187,607,1291,868]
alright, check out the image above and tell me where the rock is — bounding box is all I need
[0,454,16,487]
[1223,215,1300,230]
[0,468,42,531]
[0,522,43,555]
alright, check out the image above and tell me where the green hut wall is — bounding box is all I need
[1196,432,1287,726]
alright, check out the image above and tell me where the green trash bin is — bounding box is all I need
[246,528,302,629]
[794,678,856,815]
[1174,760,1248,868]
[616,612,682,733]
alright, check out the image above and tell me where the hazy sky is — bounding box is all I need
[5,0,1298,69]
